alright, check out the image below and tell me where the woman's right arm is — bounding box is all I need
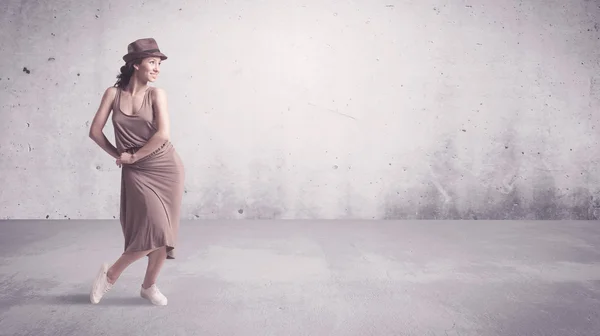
[89,87,120,159]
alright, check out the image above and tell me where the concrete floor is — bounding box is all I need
[0,220,599,336]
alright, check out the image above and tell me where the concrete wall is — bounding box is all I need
[1,0,599,220]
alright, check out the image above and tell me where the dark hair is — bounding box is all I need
[114,59,142,89]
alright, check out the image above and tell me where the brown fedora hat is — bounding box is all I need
[122,38,168,63]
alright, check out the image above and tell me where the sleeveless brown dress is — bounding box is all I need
[111,86,185,259]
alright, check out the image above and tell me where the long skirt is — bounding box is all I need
[119,141,185,259]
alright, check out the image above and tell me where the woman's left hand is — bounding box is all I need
[118,152,136,165]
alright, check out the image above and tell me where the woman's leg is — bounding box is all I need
[106,247,161,284]
[90,247,161,304]
[142,246,168,289]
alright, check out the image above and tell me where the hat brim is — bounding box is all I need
[123,51,168,63]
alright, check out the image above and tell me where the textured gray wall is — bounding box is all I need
[1,0,599,220]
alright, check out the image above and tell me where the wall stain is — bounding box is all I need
[381,122,600,220]
[384,183,599,220]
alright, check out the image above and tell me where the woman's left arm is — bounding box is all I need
[130,87,171,162]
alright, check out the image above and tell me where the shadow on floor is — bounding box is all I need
[49,293,149,306]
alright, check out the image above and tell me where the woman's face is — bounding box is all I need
[135,57,162,82]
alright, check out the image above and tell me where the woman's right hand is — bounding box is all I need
[116,158,122,168]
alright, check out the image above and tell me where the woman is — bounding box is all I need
[88,38,185,306]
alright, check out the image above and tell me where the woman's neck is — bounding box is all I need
[125,77,149,95]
